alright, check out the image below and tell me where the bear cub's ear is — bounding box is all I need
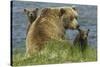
[87,29,90,33]
[88,29,90,32]
[31,8,39,12]
[60,8,65,16]
[24,9,27,12]
[78,28,81,32]
[24,9,29,14]
[86,29,90,35]
[35,8,38,11]
[72,6,77,11]
[34,8,39,13]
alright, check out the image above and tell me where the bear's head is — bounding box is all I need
[78,28,90,40]
[24,8,39,23]
[60,6,79,30]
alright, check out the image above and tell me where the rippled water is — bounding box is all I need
[11,1,97,49]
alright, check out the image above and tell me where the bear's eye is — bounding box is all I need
[69,16,74,21]
[63,18,68,22]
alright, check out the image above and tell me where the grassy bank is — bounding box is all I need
[12,40,97,66]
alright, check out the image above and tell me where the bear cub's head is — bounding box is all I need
[73,28,90,51]
[78,28,90,40]
[24,8,39,23]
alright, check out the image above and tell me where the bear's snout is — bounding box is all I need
[29,13,33,16]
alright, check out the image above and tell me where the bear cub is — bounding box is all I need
[73,28,90,52]
[24,8,39,34]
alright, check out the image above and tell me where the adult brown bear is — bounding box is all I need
[26,7,79,56]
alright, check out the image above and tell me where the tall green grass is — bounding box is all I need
[12,40,97,66]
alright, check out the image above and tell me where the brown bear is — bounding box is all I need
[73,28,90,52]
[24,8,39,34]
[26,7,79,56]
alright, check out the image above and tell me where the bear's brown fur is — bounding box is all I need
[24,8,39,34]
[26,7,79,56]
[73,28,90,52]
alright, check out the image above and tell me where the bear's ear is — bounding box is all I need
[41,8,50,15]
[32,8,38,12]
[60,8,65,16]
[34,8,39,14]
[35,8,38,11]
[72,6,77,11]
[24,9,28,14]
[87,29,90,33]
[78,28,81,32]
[24,9,27,12]
[86,29,90,35]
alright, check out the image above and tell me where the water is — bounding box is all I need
[11,1,97,49]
